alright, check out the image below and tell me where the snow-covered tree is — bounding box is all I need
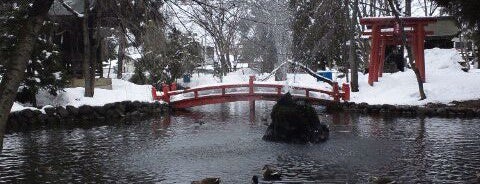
[1,1,67,106]
[130,23,203,86]
[290,0,349,71]
[0,0,55,153]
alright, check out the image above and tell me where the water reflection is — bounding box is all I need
[1,102,479,183]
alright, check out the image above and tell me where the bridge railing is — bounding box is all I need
[152,76,350,103]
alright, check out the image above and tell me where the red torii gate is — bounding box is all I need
[360,17,437,86]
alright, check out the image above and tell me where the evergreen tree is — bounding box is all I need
[0,0,55,153]
[1,1,67,106]
[131,25,203,86]
[290,0,349,70]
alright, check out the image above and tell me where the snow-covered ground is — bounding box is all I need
[182,48,480,106]
[11,48,480,112]
[351,48,480,105]
[12,79,153,112]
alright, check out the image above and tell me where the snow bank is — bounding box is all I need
[351,48,480,105]
[11,102,38,112]
[38,79,153,107]
[11,79,154,112]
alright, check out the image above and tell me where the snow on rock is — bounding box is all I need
[10,102,38,112]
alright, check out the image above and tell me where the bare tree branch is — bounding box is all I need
[56,0,83,18]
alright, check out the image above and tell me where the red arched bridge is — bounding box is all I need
[152,76,350,109]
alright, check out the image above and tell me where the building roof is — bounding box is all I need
[425,16,460,37]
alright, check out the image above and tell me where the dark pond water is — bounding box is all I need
[1,102,480,183]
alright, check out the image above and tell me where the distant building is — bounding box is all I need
[424,16,460,49]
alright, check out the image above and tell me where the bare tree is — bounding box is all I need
[349,0,361,92]
[167,0,245,76]
[0,0,54,152]
[414,0,439,16]
[117,30,127,79]
[387,0,427,100]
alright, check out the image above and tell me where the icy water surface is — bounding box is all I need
[1,102,480,183]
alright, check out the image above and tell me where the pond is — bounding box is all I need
[1,102,479,183]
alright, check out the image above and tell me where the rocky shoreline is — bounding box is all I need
[326,100,480,118]
[7,99,480,133]
[7,101,169,133]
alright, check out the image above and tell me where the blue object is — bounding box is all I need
[183,74,191,83]
[316,71,332,81]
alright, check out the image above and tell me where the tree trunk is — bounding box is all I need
[0,0,54,153]
[423,0,428,16]
[94,3,103,79]
[90,9,101,93]
[349,0,360,92]
[83,0,94,97]
[405,0,412,16]
[99,38,106,78]
[273,0,288,81]
[477,22,480,69]
[225,45,232,74]
[388,0,426,100]
[117,30,126,79]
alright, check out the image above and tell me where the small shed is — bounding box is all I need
[48,0,119,78]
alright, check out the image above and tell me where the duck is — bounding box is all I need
[251,175,259,184]
[262,165,281,181]
[370,176,396,184]
[191,177,220,184]
[35,166,54,174]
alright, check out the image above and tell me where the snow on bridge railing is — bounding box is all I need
[152,76,350,105]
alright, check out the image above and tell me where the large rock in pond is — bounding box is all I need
[263,93,329,143]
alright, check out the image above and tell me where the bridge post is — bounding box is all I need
[249,99,255,122]
[249,75,256,122]
[333,82,340,102]
[162,83,170,103]
[151,86,158,100]
[249,75,255,95]
[170,82,177,91]
[342,83,350,101]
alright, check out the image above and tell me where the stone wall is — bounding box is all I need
[326,102,480,118]
[7,101,168,133]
